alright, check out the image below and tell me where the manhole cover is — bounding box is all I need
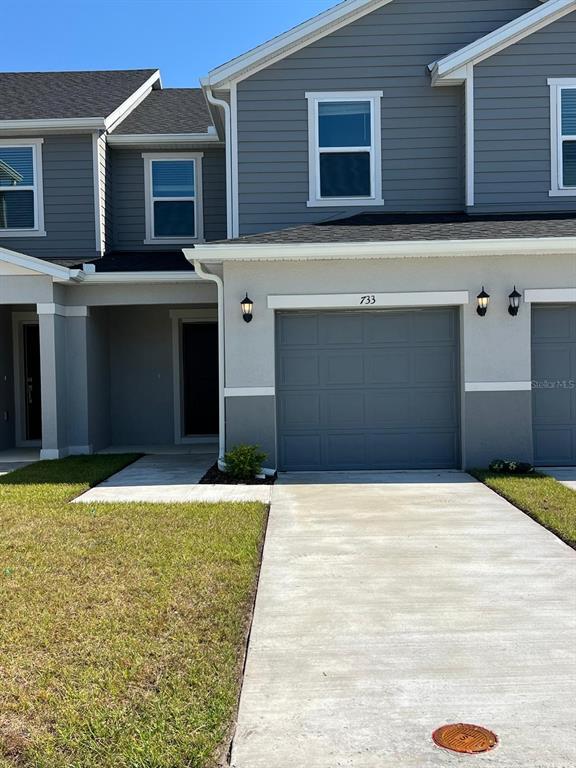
[432,723,498,754]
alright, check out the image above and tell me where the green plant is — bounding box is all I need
[224,444,266,481]
[488,458,534,474]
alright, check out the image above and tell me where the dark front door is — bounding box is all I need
[182,322,219,436]
[23,323,42,441]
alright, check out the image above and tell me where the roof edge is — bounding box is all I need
[430,0,576,82]
[188,236,576,263]
[107,131,220,146]
[0,245,78,280]
[202,0,393,88]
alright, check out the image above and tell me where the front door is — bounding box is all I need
[23,323,42,441]
[181,322,219,436]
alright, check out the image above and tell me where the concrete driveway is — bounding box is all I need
[231,471,576,768]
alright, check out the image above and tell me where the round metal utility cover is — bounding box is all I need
[432,723,498,754]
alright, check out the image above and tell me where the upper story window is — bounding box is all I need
[143,153,204,244]
[306,91,383,207]
[0,139,45,236]
[548,79,576,196]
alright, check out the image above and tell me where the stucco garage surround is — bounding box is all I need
[222,252,576,470]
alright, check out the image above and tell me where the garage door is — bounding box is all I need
[532,305,576,465]
[276,308,460,471]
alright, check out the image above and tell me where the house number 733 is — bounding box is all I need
[359,295,376,305]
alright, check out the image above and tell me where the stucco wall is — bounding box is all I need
[222,251,576,468]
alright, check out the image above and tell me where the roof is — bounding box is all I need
[111,89,213,135]
[430,0,576,82]
[92,251,194,272]
[212,212,576,245]
[0,69,159,121]
[202,0,393,87]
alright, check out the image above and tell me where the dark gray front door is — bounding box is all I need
[276,308,460,471]
[532,305,576,465]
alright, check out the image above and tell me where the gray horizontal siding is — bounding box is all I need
[237,0,537,234]
[110,147,227,249]
[0,134,97,260]
[474,10,576,212]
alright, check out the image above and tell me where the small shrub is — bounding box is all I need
[489,458,534,475]
[224,444,266,482]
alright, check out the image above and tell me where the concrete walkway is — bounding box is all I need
[0,448,40,476]
[73,453,272,503]
[231,471,576,768]
[543,467,576,491]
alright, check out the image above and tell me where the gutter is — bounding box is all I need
[107,132,223,147]
[204,88,234,239]
[192,236,576,263]
[191,258,227,469]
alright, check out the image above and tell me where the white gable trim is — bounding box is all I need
[0,246,77,281]
[201,0,394,88]
[430,0,576,83]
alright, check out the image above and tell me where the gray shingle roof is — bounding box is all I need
[92,251,194,272]
[111,89,213,135]
[0,70,158,120]
[219,212,576,245]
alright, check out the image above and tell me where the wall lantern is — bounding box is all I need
[241,293,254,323]
[508,286,521,317]
[476,287,490,317]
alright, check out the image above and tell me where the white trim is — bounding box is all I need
[91,133,103,254]
[103,71,161,130]
[224,386,275,397]
[306,91,384,207]
[80,271,203,284]
[36,304,90,317]
[202,0,394,88]
[142,152,204,244]
[0,138,45,237]
[267,291,469,310]
[0,118,105,132]
[430,0,576,82]
[465,381,532,392]
[0,245,72,280]
[524,288,576,303]
[170,308,218,445]
[107,132,221,146]
[465,65,475,207]
[190,236,576,263]
[230,83,240,237]
[548,79,576,196]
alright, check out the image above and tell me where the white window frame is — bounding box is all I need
[306,91,383,208]
[548,78,576,197]
[143,152,204,244]
[0,138,45,237]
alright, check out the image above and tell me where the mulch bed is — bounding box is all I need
[200,463,276,486]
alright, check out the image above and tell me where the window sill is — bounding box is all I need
[549,189,576,197]
[307,198,384,208]
[0,230,47,238]
[144,238,203,246]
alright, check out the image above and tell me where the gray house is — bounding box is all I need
[1,0,576,472]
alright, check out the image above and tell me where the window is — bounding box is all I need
[306,91,383,207]
[549,79,576,196]
[0,139,44,235]
[143,153,203,243]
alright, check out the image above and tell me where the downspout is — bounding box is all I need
[205,87,233,239]
[194,259,226,469]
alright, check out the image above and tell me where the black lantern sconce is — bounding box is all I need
[241,293,254,323]
[508,286,521,317]
[476,287,490,317]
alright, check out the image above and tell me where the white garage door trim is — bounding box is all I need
[268,291,469,311]
[524,288,576,303]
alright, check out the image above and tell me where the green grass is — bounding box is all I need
[0,455,267,768]
[472,469,576,549]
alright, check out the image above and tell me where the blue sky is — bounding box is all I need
[4,0,336,86]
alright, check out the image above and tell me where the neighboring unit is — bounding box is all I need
[1,0,576,470]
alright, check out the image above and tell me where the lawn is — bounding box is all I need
[0,455,267,768]
[472,469,576,549]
